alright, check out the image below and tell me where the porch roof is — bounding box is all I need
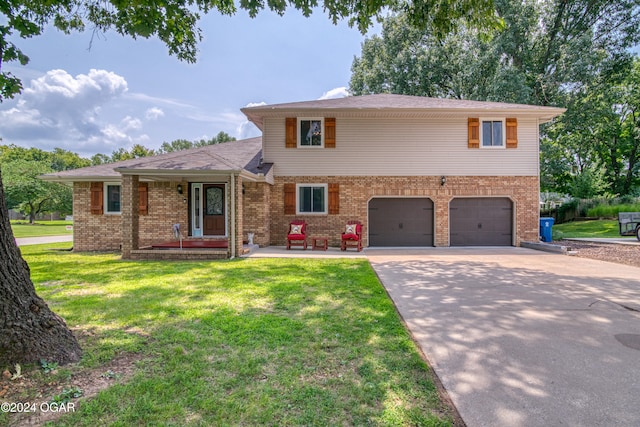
[41,137,273,183]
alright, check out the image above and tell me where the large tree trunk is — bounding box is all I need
[0,169,81,366]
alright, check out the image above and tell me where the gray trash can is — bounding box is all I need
[540,217,555,242]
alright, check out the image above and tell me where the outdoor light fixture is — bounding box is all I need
[177,184,183,194]
[440,176,446,186]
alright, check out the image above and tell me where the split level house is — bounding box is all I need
[42,94,565,259]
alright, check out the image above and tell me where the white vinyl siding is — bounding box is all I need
[262,116,539,176]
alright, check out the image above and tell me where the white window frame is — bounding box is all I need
[296,183,328,215]
[104,182,122,214]
[298,117,324,148]
[480,118,506,148]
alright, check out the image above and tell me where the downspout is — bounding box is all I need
[230,173,236,259]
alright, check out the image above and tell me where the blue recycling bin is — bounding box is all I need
[540,217,555,242]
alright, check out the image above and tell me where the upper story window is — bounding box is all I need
[105,183,121,214]
[481,119,505,148]
[469,117,517,149]
[299,118,324,147]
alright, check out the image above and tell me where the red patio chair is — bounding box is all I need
[341,221,363,252]
[287,220,308,250]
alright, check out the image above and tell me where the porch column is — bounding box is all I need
[233,176,244,256]
[121,175,140,259]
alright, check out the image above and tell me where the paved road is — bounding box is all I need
[15,235,73,246]
[367,247,640,427]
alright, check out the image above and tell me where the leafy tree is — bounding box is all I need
[0,0,506,366]
[159,138,195,153]
[0,144,89,171]
[159,132,236,153]
[1,160,71,222]
[90,153,111,165]
[109,144,157,162]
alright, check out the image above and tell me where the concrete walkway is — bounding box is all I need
[367,248,640,427]
[15,235,73,246]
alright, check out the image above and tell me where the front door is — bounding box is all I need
[203,184,225,236]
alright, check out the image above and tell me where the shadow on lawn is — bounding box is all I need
[27,255,457,426]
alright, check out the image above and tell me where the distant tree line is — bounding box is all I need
[0,131,235,222]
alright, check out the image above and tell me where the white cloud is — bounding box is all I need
[0,69,145,155]
[319,87,350,100]
[244,101,267,108]
[145,107,165,120]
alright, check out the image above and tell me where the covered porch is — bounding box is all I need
[117,161,272,261]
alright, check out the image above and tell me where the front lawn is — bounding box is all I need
[10,220,73,238]
[551,219,623,239]
[1,244,455,426]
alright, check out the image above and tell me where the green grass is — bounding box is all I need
[2,244,454,427]
[10,220,73,238]
[552,219,623,239]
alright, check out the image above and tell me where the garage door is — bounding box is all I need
[369,198,434,246]
[450,198,513,246]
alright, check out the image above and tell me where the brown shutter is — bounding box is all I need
[284,183,296,215]
[328,183,339,214]
[285,118,297,148]
[139,182,148,215]
[506,118,518,148]
[468,118,480,148]
[324,118,336,148]
[90,182,103,215]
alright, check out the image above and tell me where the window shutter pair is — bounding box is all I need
[468,118,518,148]
[89,182,148,215]
[283,183,339,214]
[285,118,336,148]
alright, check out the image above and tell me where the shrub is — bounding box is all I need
[587,203,640,218]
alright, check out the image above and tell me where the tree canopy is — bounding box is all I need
[1,0,503,101]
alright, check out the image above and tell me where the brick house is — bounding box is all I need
[42,94,564,259]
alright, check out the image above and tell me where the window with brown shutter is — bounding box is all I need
[285,118,297,148]
[284,183,296,214]
[90,182,103,215]
[139,182,148,215]
[325,118,336,148]
[468,118,480,148]
[506,118,518,148]
[328,183,339,214]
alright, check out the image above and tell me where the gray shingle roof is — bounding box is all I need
[242,93,566,129]
[42,137,268,182]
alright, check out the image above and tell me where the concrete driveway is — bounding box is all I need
[367,247,640,427]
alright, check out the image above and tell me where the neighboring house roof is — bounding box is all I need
[41,137,272,183]
[242,93,566,130]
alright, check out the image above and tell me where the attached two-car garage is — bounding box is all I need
[367,197,513,247]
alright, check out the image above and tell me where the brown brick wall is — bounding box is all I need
[270,176,539,247]
[74,180,204,252]
[139,181,189,248]
[242,181,271,246]
[73,182,123,251]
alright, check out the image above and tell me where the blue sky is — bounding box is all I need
[1,9,378,157]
